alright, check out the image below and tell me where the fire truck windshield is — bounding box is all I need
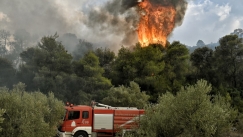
[67,111,80,120]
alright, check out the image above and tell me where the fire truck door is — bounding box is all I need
[65,110,91,132]
[65,110,82,132]
[80,110,90,126]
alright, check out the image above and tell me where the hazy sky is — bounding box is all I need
[0,0,242,48]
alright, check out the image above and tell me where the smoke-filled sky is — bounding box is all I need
[0,0,242,48]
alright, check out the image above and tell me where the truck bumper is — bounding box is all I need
[56,129,72,137]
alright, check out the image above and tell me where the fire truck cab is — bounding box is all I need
[57,102,144,137]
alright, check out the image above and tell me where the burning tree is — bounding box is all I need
[85,0,187,47]
[137,0,187,46]
[137,0,179,46]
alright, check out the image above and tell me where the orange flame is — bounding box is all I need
[138,0,176,47]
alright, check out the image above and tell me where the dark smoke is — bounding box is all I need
[85,0,188,45]
[149,0,188,26]
[0,0,96,52]
[84,0,140,46]
[0,0,188,52]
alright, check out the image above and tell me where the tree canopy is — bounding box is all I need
[1,32,243,135]
[0,109,5,132]
[127,80,236,137]
[190,47,214,83]
[214,35,243,89]
[0,83,64,137]
[102,81,149,108]
[110,42,189,102]
[0,57,16,88]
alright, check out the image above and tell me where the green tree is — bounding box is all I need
[133,44,166,102]
[213,35,243,112]
[110,46,136,85]
[190,47,215,84]
[111,44,166,102]
[102,81,149,108]
[73,51,112,103]
[94,48,115,67]
[214,35,243,89]
[128,80,236,137]
[17,47,38,91]
[18,34,73,96]
[163,41,190,94]
[0,57,16,88]
[0,109,5,132]
[111,42,189,102]
[37,34,73,73]
[0,83,64,137]
[94,47,115,78]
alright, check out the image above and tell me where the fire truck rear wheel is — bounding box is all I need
[74,131,88,137]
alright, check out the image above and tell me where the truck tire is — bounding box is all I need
[74,131,88,137]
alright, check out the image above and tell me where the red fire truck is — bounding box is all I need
[57,102,145,137]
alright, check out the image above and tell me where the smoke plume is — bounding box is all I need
[85,0,188,46]
[0,0,188,50]
[0,0,86,38]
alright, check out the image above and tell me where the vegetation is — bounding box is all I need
[190,47,214,84]
[0,83,64,137]
[102,81,149,108]
[125,80,236,137]
[0,29,243,135]
[0,57,16,88]
[0,109,5,132]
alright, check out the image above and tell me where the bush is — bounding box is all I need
[127,80,236,137]
[0,82,65,137]
[102,81,149,108]
[0,109,5,132]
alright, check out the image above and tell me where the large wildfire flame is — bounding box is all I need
[138,0,176,47]
[85,0,187,47]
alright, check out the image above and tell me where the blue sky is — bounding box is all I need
[170,0,243,46]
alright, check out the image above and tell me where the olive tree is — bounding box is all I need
[0,83,65,137]
[0,109,5,132]
[102,81,149,109]
[126,80,236,137]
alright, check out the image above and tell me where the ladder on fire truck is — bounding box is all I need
[91,101,138,110]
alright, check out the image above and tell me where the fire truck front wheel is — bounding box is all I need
[74,131,88,137]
